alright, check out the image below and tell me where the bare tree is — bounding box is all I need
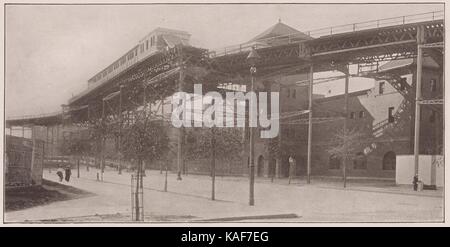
[184,127,243,200]
[327,127,371,188]
[120,110,169,221]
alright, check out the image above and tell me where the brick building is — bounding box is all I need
[252,55,443,179]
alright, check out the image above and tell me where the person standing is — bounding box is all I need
[64,165,72,182]
[56,165,64,182]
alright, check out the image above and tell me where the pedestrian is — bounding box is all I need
[56,165,64,182]
[65,165,72,182]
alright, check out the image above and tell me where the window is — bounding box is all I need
[353,152,367,169]
[329,154,341,169]
[359,111,365,118]
[388,107,394,123]
[292,89,296,98]
[287,88,290,98]
[350,112,356,119]
[430,79,437,92]
[379,81,385,95]
[146,40,149,50]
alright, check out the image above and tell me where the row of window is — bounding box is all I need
[349,110,366,119]
[352,107,438,124]
[92,35,158,83]
[285,88,297,98]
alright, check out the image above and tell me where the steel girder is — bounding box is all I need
[210,20,444,74]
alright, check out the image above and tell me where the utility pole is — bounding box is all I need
[247,47,260,206]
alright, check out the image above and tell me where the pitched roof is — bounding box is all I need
[249,21,313,43]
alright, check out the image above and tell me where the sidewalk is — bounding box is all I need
[4,166,444,223]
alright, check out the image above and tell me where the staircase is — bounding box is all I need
[372,98,410,138]
[360,66,441,114]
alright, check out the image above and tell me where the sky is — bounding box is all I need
[5,3,444,117]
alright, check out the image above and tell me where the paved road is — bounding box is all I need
[4,166,444,223]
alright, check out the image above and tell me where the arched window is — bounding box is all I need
[383,151,396,170]
[329,154,341,169]
[353,152,367,169]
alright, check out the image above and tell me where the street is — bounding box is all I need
[4,166,443,223]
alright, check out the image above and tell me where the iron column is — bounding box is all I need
[343,65,349,188]
[307,64,314,184]
[414,26,425,179]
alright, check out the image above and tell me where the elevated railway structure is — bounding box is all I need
[6,11,444,182]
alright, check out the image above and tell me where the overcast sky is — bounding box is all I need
[5,3,443,117]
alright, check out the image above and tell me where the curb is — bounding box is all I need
[196,213,300,222]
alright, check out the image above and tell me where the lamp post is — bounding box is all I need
[247,47,260,206]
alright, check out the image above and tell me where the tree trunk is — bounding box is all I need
[211,129,216,201]
[164,159,168,192]
[134,159,141,221]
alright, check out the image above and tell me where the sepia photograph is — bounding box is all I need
[2,1,445,224]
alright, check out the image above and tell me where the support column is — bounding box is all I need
[414,26,425,179]
[343,66,349,188]
[276,84,283,179]
[31,125,35,183]
[56,124,60,156]
[118,85,124,174]
[306,64,313,184]
[46,126,50,156]
[177,59,185,181]
[102,99,106,180]
[51,126,54,156]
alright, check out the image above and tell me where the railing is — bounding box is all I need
[6,111,62,122]
[210,10,443,58]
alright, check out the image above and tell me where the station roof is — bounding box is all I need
[248,20,313,43]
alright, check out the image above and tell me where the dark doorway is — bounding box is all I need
[257,155,264,177]
[382,151,396,170]
[281,156,290,177]
[295,155,306,176]
[268,158,276,178]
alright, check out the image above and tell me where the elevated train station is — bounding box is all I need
[5,11,444,185]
